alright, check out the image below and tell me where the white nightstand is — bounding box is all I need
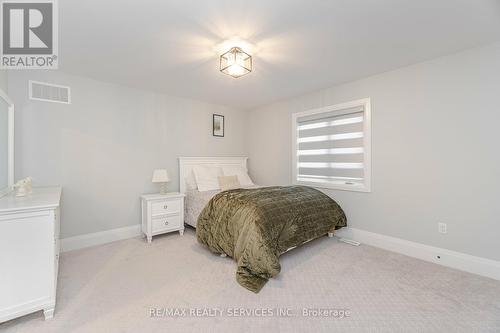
[141,192,185,243]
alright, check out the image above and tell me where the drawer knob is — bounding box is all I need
[164,220,169,226]
[163,204,168,209]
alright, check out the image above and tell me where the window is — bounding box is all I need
[292,98,371,192]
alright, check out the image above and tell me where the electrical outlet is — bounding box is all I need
[438,223,447,234]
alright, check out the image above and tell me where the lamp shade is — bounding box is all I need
[220,47,252,78]
[152,169,169,183]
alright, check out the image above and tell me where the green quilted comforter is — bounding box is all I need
[196,186,347,293]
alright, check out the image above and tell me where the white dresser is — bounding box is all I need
[0,187,62,322]
[141,192,185,243]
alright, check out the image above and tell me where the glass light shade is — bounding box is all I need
[220,47,252,78]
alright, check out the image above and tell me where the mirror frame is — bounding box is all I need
[0,88,14,198]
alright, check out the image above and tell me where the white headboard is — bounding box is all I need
[178,156,248,193]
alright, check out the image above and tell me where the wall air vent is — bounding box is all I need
[29,80,71,104]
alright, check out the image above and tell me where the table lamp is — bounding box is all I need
[152,169,169,194]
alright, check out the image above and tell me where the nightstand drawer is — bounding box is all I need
[151,200,181,216]
[152,214,182,232]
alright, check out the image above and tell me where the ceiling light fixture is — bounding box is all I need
[220,47,252,78]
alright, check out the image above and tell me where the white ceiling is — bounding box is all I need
[60,0,500,110]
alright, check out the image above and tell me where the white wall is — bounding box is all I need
[8,71,248,238]
[0,70,10,193]
[247,42,500,261]
[0,70,7,92]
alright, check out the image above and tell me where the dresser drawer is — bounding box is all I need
[152,214,182,233]
[151,199,181,216]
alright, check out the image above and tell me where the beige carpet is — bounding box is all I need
[2,228,500,333]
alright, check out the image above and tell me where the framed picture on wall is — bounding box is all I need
[213,114,224,137]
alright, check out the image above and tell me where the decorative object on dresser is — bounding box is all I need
[151,169,170,194]
[141,192,185,243]
[14,177,33,197]
[0,187,62,322]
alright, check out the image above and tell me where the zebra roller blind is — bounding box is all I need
[292,99,371,192]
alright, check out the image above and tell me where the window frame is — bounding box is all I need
[291,98,371,193]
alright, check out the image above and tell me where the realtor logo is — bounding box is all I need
[1,0,58,69]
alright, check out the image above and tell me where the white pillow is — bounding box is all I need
[222,165,254,187]
[193,165,223,192]
[184,170,198,190]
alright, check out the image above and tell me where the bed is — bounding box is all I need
[181,157,260,228]
[179,157,347,292]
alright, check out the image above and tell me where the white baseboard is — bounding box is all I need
[336,227,500,281]
[61,224,142,252]
[60,224,500,281]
